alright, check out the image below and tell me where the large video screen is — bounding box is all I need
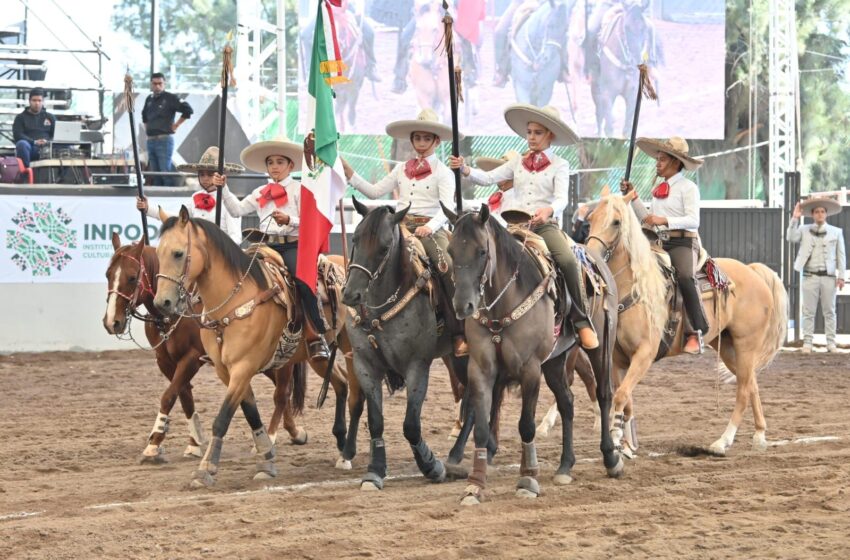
[298,0,726,140]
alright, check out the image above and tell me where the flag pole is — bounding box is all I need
[123,73,148,245]
[215,38,236,226]
[440,0,463,216]
[624,63,657,181]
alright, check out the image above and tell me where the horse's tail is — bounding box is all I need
[291,361,307,417]
[748,263,788,370]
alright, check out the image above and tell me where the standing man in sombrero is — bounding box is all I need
[787,196,846,353]
[340,108,468,357]
[450,104,599,350]
[218,138,330,360]
[620,136,708,355]
[136,146,244,244]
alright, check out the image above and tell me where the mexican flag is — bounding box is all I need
[297,0,348,295]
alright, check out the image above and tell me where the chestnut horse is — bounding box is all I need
[103,234,310,463]
[153,207,356,487]
[585,195,787,455]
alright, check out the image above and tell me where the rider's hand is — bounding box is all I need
[838,278,846,290]
[341,157,354,180]
[448,156,469,175]
[643,214,668,227]
[792,202,802,219]
[212,172,226,187]
[620,179,635,194]
[272,211,290,226]
[414,225,433,238]
[136,197,148,212]
[530,206,554,226]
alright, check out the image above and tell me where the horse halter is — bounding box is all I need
[347,225,399,307]
[155,222,195,307]
[107,250,155,316]
[586,221,622,263]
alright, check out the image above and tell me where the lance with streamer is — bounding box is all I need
[123,73,149,244]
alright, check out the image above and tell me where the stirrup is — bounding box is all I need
[308,336,330,360]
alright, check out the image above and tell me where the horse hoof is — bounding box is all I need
[516,476,540,498]
[444,462,470,480]
[183,445,203,459]
[360,472,384,491]
[606,456,625,479]
[426,460,446,483]
[460,485,483,506]
[139,447,167,465]
[708,441,728,456]
[290,428,308,446]
[553,473,573,486]
[335,457,352,470]
[360,480,381,492]
[536,427,550,439]
[621,445,637,460]
[254,461,278,480]
[253,470,276,480]
[448,428,461,440]
[752,432,768,452]
[460,495,481,506]
[189,470,215,489]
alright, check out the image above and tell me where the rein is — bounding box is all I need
[108,250,157,322]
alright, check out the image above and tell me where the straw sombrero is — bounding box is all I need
[503,104,579,146]
[240,137,303,173]
[177,146,244,174]
[476,150,521,172]
[801,196,841,216]
[385,108,461,141]
[636,136,703,171]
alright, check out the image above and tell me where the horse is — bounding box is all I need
[103,234,310,463]
[537,346,602,437]
[332,10,370,133]
[509,0,570,107]
[589,2,660,137]
[443,204,621,505]
[408,1,451,123]
[152,207,357,487]
[585,195,787,456]
[340,200,472,490]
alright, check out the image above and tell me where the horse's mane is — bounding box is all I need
[357,206,416,290]
[161,216,268,290]
[454,212,542,295]
[600,195,666,338]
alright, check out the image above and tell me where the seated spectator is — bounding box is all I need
[13,88,56,168]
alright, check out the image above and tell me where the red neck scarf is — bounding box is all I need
[404,157,433,180]
[652,181,670,199]
[258,182,289,208]
[193,192,216,211]
[488,191,503,212]
[522,151,551,173]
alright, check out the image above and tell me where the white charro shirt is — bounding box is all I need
[649,172,700,232]
[146,189,242,244]
[349,153,455,232]
[221,175,301,237]
[465,147,569,225]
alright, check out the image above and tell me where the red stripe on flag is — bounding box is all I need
[323,0,343,67]
[295,187,332,294]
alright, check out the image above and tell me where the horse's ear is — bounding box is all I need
[178,205,191,225]
[352,196,369,217]
[158,205,170,222]
[600,184,611,197]
[391,203,411,225]
[478,203,490,224]
[440,201,458,226]
[111,232,121,251]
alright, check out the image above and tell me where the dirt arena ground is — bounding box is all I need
[1,348,848,559]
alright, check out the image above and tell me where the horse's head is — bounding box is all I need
[342,198,409,307]
[443,203,494,320]
[622,3,649,63]
[154,206,206,315]
[585,195,629,263]
[103,232,150,334]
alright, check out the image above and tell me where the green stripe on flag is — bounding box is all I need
[308,2,338,167]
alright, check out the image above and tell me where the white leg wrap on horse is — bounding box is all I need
[752,430,767,451]
[148,412,170,441]
[537,404,559,437]
[186,412,206,446]
[252,426,275,460]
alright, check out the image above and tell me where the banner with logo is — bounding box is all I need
[1,195,188,283]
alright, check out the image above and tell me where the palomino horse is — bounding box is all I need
[153,207,356,487]
[444,204,621,505]
[585,196,787,455]
[103,234,311,462]
[341,200,470,490]
[509,0,570,107]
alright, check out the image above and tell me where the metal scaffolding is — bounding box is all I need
[768,0,798,208]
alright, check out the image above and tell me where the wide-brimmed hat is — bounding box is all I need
[504,104,579,146]
[177,146,244,174]
[240,137,303,173]
[500,209,534,225]
[385,108,461,141]
[636,136,703,171]
[476,150,521,172]
[801,195,841,216]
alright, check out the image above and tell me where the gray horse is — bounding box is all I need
[443,204,622,505]
[510,0,570,107]
[341,200,470,490]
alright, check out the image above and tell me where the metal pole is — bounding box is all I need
[215,44,235,226]
[151,0,160,77]
[441,1,462,215]
[277,0,287,136]
[124,74,148,245]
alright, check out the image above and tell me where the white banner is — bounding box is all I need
[1,195,188,283]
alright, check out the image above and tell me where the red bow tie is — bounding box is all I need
[404,157,433,180]
[522,151,551,173]
[652,181,670,199]
[193,192,216,211]
[258,183,289,208]
[488,191,503,212]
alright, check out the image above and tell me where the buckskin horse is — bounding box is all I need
[341,200,472,490]
[444,204,621,505]
[585,195,787,456]
[103,233,311,463]
[152,207,357,487]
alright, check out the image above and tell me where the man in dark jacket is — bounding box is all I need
[142,73,193,186]
[13,88,56,168]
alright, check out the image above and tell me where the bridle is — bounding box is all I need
[347,224,401,309]
[586,223,622,264]
[155,222,195,309]
[456,217,523,313]
[107,249,156,322]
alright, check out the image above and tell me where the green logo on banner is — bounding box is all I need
[5,202,78,276]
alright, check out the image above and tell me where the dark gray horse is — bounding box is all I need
[590,2,660,137]
[341,200,470,490]
[509,0,570,107]
[443,204,622,505]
